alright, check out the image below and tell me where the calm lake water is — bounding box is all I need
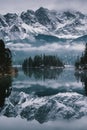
[0,67,87,130]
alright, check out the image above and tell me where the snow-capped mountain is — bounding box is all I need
[0,7,87,65]
[0,7,87,42]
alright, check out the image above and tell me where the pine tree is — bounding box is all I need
[75,43,87,70]
[22,54,64,68]
[0,40,12,73]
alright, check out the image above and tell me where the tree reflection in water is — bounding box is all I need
[23,68,63,80]
[21,68,63,97]
[0,76,12,108]
[75,71,87,96]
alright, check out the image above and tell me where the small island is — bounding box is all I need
[75,43,87,70]
[22,55,64,69]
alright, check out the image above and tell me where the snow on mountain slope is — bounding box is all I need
[0,7,87,42]
[0,7,87,65]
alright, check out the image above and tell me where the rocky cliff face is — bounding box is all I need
[0,7,87,42]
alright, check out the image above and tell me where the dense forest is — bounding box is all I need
[22,55,64,69]
[75,43,87,70]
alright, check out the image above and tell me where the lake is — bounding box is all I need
[0,67,87,130]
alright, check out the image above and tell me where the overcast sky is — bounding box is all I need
[0,0,87,14]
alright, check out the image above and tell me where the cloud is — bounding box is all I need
[7,42,85,52]
[0,0,87,14]
[53,0,87,13]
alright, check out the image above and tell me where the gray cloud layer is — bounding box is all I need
[0,0,87,14]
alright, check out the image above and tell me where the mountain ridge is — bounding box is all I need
[0,7,87,42]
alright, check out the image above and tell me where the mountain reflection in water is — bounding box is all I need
[1,68,87,125]
[17,68,63,97]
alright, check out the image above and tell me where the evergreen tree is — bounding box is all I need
[0,40,12,73]
[75,43,87,70]
[22,54,64,68]
[83,43,87,64]
[28,57,33,68]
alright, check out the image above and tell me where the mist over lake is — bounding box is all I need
[0,3,87,130]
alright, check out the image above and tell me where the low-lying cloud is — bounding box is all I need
[7,42,85,52]
[1,0,87,14]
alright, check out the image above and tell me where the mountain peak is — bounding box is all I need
[35,7,51,26]
[21,9,37,25]
[62,10,85,19]
[63,11,76,18]
[4,13,18,26]
[27,10,35,14]
[0,7,87,42]
[36,7,49,12]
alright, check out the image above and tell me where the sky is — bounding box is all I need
[0,0,87,14]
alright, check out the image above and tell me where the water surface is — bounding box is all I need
[0,67,87,130]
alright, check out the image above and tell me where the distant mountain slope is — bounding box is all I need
[0,7,87,42]
[72,35,87,43]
